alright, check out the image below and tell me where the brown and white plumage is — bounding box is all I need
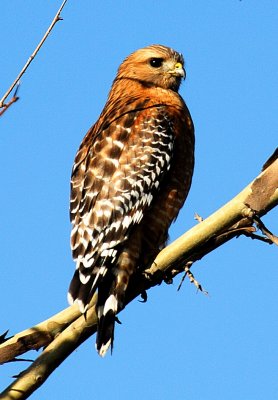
[68,44,195,356]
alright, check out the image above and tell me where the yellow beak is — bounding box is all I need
[169,62,185,78]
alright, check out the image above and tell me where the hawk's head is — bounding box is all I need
[115,44,186,92]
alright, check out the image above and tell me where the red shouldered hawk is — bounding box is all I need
[68,44,195,356]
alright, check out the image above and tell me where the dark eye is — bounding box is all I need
[149,58,164,68]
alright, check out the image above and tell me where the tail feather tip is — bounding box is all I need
[77,299,88,314]
[96,340,112,357]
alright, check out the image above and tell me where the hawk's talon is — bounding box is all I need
[139,290,148,303]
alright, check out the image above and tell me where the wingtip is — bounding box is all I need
[67,291,74,306]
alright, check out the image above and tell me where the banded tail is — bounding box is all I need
[68,267,122,357]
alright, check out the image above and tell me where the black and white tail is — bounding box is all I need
[95,278,119,356]
[68,267,121,357]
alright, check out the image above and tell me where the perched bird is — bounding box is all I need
[68,44,195,356]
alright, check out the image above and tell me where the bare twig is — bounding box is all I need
[253,215,278,245]
[0,83,20,117]
[194,213,203,222]
[0,0,68,111]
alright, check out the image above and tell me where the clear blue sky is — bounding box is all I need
[1,1,277,398]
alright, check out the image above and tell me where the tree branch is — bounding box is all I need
[0,84,20,117]
[0,149,277,399]
[0,0,68,114]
